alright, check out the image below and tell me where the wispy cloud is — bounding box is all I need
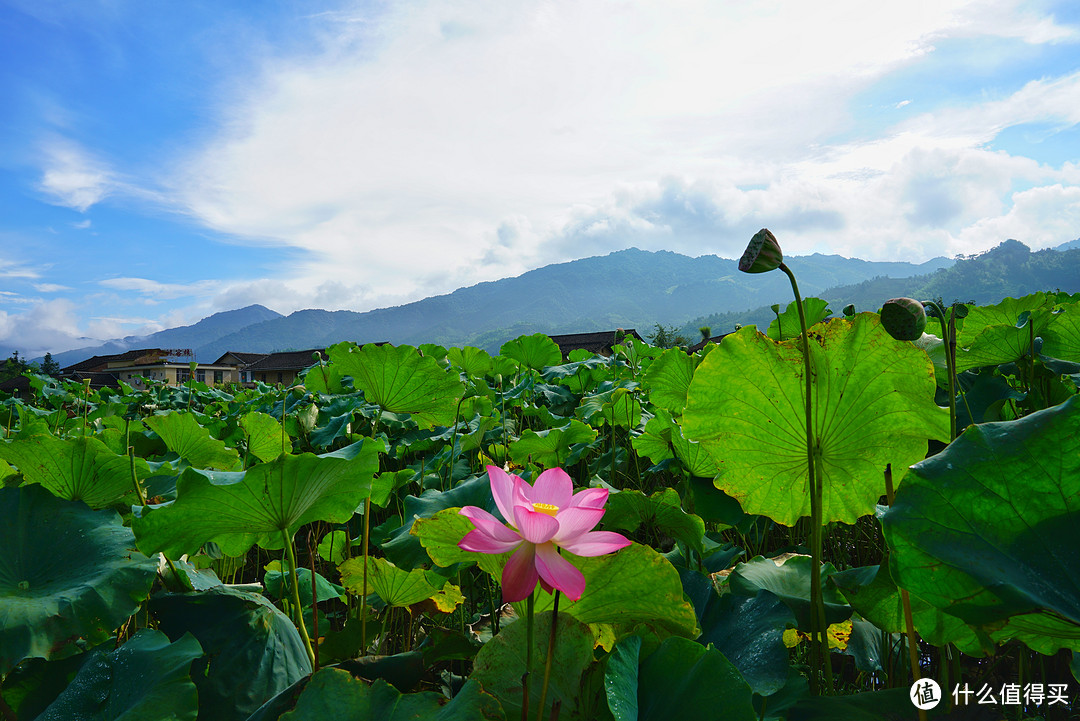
[98,277,218,300]
[37,137,117,212]
[32,283,72,293]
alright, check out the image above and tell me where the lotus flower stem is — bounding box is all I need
[925,302,958,439]
[523,592,535,721]
[536,591,561,721]
[282,529,317,667]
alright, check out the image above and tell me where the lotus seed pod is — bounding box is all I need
[739,228,784,273]
[189,361,198,372]
[880,297,927,341]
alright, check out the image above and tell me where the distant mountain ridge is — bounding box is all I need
[195,248,952,358]
[37,239,1080,366]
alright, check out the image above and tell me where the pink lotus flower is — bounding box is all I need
[458,466,631,602]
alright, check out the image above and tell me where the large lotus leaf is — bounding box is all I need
[0,485,158,675]
[683,315,951,525]
[471,610,594,721]
[151,586,312,721]
[603,487,706,556]
[0,433,151,508]
[632,409,718,478]
[500,333,563,371]
[1042,301,1080,362]
[767,298,832,342]
[830,563,985,656]
[642,346,698,413]
[414,515,699,639]
[277,670,503,720]
[509,420,597,469]
[144,411,241,470]
[133,438,383,558]
[728,555,851,631]
[239,411,289,463]
[956,292,1054,348]
[338,556,445,608]
[446,345,494,378]
[637,636,756,721]
[883,396,1080,645]
[38,629,202,721]
[696,587,795,696]
[327,343,464,429]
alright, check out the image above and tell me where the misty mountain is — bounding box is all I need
[45,305,283,368]
[195,248,952,358]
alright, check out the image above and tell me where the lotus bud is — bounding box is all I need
[880,297,927,341]
[312,351,323,361]
[739,228,784,274]
[842,304,855,317]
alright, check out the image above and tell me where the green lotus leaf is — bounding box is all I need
[643,347,698,413]
[0,485,158,675]
[603,487,706,556]
[144,411,241,470]
[1041,301,1080,362]
[577,385,642,429]
[696,587,795,696]
[447,346,493,378]
[954,324,1037,373]
[768,298,831,341]
[264,565,344,606]
[882,396,1080,649]
[0,433,151,508]
[509,420,597,469]
[37,629,202,721]
[728,555,851,631]
[683,315,951,525]
[471,610,594,721]
[500,333,563,371]
[151,586,312,721]
[277,669,503,721]
[133,438,383,558]
[605,634,641,721]
[830,563,985,656]
[239,411,288,463]
[637,636,756,721]
[327,343,464,429]
[955,292,1054,348]
[632,411,676,465]
[339,556,445,608]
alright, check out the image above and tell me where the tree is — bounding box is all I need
[648,323,690,349]
[1,351,30,383]
[41,352,61,377]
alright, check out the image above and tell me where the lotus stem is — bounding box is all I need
[536,591,560,721]
[885,465,926,721]
[283,529,317,667]
[778,261,828,694]
[523,592,535,721]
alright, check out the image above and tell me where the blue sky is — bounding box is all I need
[2,0,1079,357]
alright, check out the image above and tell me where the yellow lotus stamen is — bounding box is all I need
[532,502,559,517]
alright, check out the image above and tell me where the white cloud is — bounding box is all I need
[32,283,72,293]
[37,137,117,212]
[162,0,1080,311]
[98,277,219,300]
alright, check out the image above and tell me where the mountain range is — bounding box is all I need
[34,237,1080,367]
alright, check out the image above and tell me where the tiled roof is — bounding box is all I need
[212,351,269,366]
[548,329,645,356]
[67,370,121,388]
[688,332,733,353]
[245,348,328,372]
[62,348,173,373]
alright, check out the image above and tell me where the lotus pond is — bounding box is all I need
[1,288,1079,721]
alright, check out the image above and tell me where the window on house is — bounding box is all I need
[277,372,284,383]
[177,369,190,384]
[214,370,223,383]
[196,369,206,383]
